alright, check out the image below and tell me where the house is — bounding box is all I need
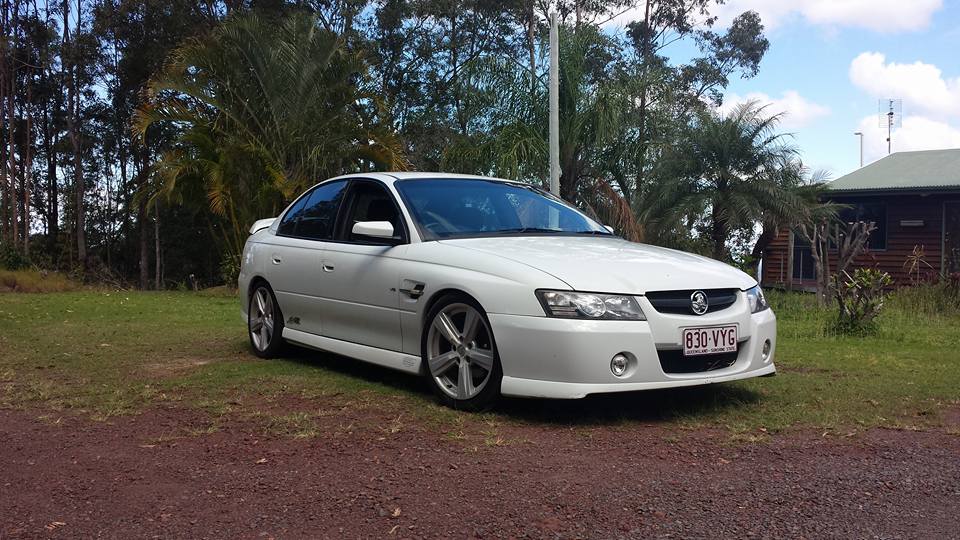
[762,148,960,289]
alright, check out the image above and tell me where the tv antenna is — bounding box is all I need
[878,98,902,154]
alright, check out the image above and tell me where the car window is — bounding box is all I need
[275,192,311,236]
[394,178,608,240]
[275,180,347,239]
[339,182,403,242]
[297,181,348,240]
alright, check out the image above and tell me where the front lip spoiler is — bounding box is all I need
[499,363,777,399]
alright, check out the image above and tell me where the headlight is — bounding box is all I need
[745,285,769,313]
[536,290,646,320]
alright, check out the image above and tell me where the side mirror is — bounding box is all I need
[352,221,397,241]
[604,225,615,234]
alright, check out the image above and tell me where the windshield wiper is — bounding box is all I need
[575,230,613,235]
[497,227,565,234]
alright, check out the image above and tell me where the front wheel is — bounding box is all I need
[249,282,285,358]
[422,294,502,411]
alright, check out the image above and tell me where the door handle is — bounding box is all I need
[271,255,282,265]
[322,263,335,272]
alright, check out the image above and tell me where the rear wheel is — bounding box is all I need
[422,294,502,411]
[249,282,285,358]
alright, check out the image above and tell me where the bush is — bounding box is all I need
[219,252,242,287]
[0,243,31,270]
[831,268,893,335]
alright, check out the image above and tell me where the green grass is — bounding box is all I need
[1,288,958,437]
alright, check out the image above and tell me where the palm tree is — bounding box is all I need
[135,11,408,255]
[649,101,818,261]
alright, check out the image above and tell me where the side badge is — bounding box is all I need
[286,316,301,325]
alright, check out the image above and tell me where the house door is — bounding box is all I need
[946,202,960,274]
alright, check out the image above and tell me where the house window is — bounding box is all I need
[792,232,815,280]
[839,202,887,250]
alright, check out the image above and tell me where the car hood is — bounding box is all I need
[438,236,756,293]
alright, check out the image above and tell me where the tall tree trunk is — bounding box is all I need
[137,150,149,289]
[7,0,19,247]
[42,106,57,243]
[0,0,7,242]
[527,0,536,93]
[154,207,161,290]
[23,74,31,252]
[711,205,727,260]
[72,0,85,266]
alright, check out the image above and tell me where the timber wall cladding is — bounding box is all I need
[762,194,949,287]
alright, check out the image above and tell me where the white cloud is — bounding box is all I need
[856,115,960,165]
[720,90,830,129]
[607,0,943,33]
[713,0,942,32]
[849,52,960,118]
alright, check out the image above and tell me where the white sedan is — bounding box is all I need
[239,173,777,410]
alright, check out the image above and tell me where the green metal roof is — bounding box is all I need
[828,148,960,192]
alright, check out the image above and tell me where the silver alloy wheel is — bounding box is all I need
[426,303,496,400]
[250,287,275,351]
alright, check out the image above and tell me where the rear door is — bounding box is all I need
[316,180,408,352]
[268,180,348,336]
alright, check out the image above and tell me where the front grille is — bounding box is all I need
[657,349,739,374]
[645,288,738,315]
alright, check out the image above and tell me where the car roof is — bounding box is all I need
[324,171,525,185]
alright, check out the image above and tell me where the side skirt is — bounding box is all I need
[282,328,423,375]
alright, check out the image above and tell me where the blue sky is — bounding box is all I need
[610,0,960,179]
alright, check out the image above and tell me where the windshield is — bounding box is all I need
[395,178,611,240]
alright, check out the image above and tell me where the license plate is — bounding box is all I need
[682,325,738,356]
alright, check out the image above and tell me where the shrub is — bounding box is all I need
[219,252,242,287]
[0,243,31,270]
[832,268,892,335]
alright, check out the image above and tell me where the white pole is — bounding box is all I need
[549,11,560,197]
[854,131,863,167]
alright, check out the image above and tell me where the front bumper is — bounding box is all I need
[489,302,777,399]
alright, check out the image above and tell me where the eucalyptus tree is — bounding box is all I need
[441,24,646,239]
[135,11,407,258]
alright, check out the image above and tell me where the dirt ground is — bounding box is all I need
[2,404,959,539]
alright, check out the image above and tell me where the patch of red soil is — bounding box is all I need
[2,407,958,539]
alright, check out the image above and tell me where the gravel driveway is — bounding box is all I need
[2,407,959,539]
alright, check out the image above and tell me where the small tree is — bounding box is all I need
[798,218,877,306]
[833,268,893,334]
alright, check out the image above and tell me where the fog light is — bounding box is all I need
[761,339,772,361]
[611,354,629,377]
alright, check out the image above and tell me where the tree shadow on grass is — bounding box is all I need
[278,344,763,427]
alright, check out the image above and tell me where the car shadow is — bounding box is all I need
[278,345,763,426]
[496,384,763,426]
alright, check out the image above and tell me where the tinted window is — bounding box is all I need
[276,193,311,236]
[394,178,608,240]
[276,180,347,239]
[339,182,403,242]
[298,181,348,240]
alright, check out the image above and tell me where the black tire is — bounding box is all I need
[421,293,502,411]
[248,281,286,358]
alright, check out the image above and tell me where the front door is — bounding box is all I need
[945,201,960,274]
